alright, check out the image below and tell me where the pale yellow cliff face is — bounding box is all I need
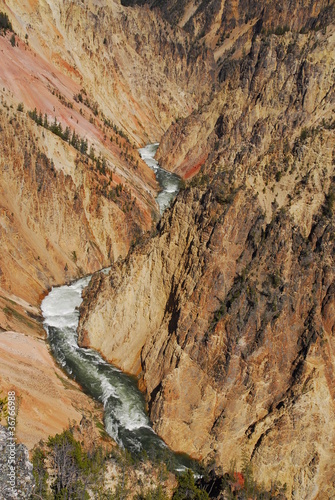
[0,0,334,496]
[78,18,335,498]
[0,0,212,457]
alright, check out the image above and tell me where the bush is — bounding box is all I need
[17,102,24,112]
[300,127,309,142]
[47,429,105,499]
[0,11,12,33]
[0,391,8,422]
[31,447,49,499]
[10,33,15,47]
[172,470,209,500]
[274,25,289,36]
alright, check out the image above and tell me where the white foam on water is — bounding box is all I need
[139,143,181,214]
[100,376,118,403]
[41,272,156,446]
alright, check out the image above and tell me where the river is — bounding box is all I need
[41,145,191,468]
[139,143,181,214]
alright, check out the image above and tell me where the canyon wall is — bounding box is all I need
[0,99,154,306]
[0,0,214,306]
[0,0,213,451]
[78,6,335,497]
[2,0,214,144]
[0,0,334,495]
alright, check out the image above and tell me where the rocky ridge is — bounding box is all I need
[3,0,214,144]
[78,4,335,498]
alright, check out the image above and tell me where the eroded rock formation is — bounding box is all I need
[78,3,335,497]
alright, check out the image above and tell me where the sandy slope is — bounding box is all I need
[0,330,100,450]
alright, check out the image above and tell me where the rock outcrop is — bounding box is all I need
[78,5,335,497]
[156,1,334,179]
[0,425,34,499]
[0,101,153,305]
[0,0,334,497]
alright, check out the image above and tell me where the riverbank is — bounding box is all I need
[0,330,102,450]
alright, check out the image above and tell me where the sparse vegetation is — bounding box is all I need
[324,186,335,217]
[173,470,209,499]
[31,428,107,499]
[0,11,13,34]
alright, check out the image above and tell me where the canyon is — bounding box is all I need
[0,0,334,498]
[0,0,210,453]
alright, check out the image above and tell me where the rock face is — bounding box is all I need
[0,425,35,499]
[78,4,335,498]
[1,0,335,497]
[0,0,215,306]
[4,0,214,144]
[0,103,151,305]
[156,1,334,179]
[0,331,101,450]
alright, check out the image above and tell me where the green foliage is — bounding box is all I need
[46,429,106,499]
[71,250,77,263]
[274,25,289,36]
[31,447,49,499]
[0,11,13,33]
[27,108,102,171]
[135,485,168,500]
[300,127,308,142]
[190,174,209,189]
[10,33,15,47]
[17,102,24,112]
[270,271,281,288]
[241,451,256,496]
[172,470,209,500]
[275,171,282,182]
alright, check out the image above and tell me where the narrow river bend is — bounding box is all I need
[41,145,191,469]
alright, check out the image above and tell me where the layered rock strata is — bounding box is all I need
[78,8,335,498]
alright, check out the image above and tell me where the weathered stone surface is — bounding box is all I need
[78,6,335,497]
[0,425,34,499]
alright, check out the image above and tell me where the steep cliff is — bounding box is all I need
[0,425,34,499]
[0,98,155,306]
[78,8,335,498]
[0,0,216,467]
[2,0,214,144]
[0,0,214,305]
[156,1,334,179]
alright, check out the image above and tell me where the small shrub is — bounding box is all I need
[10,33,15,47]
[17,102,24,112]
[0,11,13,33]
[300,127,309,142]
[0,391,8,422]
[172,469,209,500]
[324,187,335,216]
[274,25,289,36]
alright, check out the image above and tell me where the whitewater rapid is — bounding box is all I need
[41,275,169,456]
[139,143,181,213]
[41,146,191,468]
